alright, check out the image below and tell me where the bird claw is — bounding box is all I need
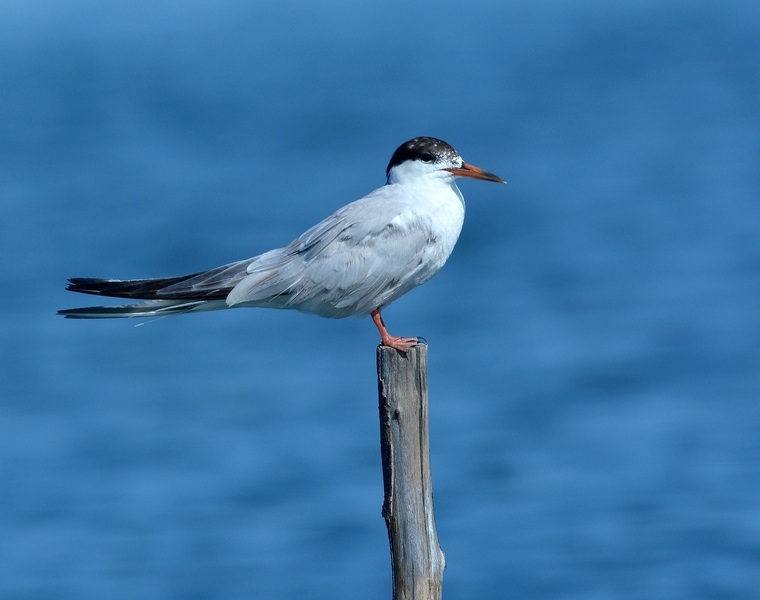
[382,335,420,352]
[372,309,425,352]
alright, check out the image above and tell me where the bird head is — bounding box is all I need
[386,137,505,186]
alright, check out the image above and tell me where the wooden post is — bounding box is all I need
[377,343,445,600]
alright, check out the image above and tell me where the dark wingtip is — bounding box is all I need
[65,277,109,293]
[62,272,219,299]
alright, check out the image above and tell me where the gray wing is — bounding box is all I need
[226,190,437,318]
[159,258,257,298]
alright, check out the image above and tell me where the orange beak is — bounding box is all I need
[445,162,505,183]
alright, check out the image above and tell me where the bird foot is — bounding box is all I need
[381,335,420,352]
[371,309,424,353]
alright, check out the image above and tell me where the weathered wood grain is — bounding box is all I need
[377,344,445,600]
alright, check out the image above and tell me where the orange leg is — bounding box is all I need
[371,309,419,352]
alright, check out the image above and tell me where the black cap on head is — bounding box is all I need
[386,137,460,178]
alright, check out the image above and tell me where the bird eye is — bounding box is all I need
[419,153,434,163]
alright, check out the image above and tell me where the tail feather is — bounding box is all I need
[58,299,229,319]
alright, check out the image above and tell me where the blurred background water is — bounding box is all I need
[1,1,759,598]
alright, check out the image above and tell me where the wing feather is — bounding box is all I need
[227,189,437,318]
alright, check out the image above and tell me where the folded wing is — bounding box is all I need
[227,192,436,318]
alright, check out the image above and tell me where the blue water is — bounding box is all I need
[2,1,759,598]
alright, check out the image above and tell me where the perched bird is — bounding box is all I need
[59,137,505,351]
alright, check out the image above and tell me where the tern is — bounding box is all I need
[59,137,505,351]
